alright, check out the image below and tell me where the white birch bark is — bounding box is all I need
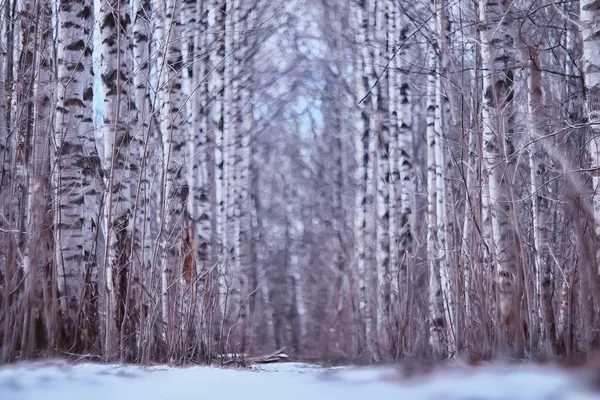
[525,46,556,351]
[222,0,238,336]
[283,153,302,352]
[364,0,378,359]
[178,0,205,354]
[385,1,399,350]
[478,0,520,343]
[54,0,97,335]
[461,33,484,336]
[208,0,227,316]
[396,15,415,345]
[132,0,153,284]
[0,12,5,185]
[0,12,6,276]
[188,1,213,347]
[158,0,186,352]
[131,0,158,361]
[558,5,581,351]
[233,1,255,350]
[576,0,600,352]
[426,41,446,357]
[225,0,237,263]
[434,0,455,355]
[99,0,134,359]
[374,0,390,353]
[19,0,52,358]
[352,0,375,360]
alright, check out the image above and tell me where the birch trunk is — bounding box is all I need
[18,0,53,358]
[352,0,375,360]
[1,0,22,361]
[426,41,446,357]
[224,0,236,271]
[132,0,155,361]
[396,13,415,355]
[209,0,227,320]
[525,46,557,352]
[158,0,186,358]
[233,1,255,351]
[189,0,213,353]
[0,6,6,197]
[434,0,455,355]
[0,5,6,283]
[99,0,134,360]
[179,0,204,357]
[558,3,581,354]
[478,0,521,346]
[374,0,390,354]
[222,0,239,343]
[461,33,484,346]
[385,0,400,356]
[54,0,97,343]
[364,0,378,360]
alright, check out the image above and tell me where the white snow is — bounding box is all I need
[0,360,598,400]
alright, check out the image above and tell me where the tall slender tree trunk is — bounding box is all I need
[363,0,378,360]
[0,3,6,180]
[426,35,446,357]
[525,46,557,353]
[99,0,134,360]
[209,0,227,324]
[477,0,522,349]
[434,0,455,355]
[158,0,186,360]
[188,0,213,357]
[384,0,400,358]
[352,0,376,361]
[234,1,255,351]
[18,0,53,359]
[1,0,21,362]
[461,44,485,351]
[54,0,97,351]
[558,3,582,355]
[132,0,156,362]
[396,12,415,357]
[374,0,390,355]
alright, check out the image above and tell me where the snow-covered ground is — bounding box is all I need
[0,360,598,400]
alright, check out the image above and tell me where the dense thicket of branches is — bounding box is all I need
[0,0,599,364]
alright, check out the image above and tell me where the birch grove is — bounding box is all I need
[1,0,600,364]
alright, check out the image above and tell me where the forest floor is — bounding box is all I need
[0,360,599,400]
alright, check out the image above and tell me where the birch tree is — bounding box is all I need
[157,0,187,358]
[18,0,53,359]
[426,23,446,355]
[579,0,600,350]
[352,0,376,361]
[395,6,415,356]
[478,0,523,346]
[208,0,227,319]
[232,0,256,350]
[525,45,557,352]
[54,0,99,348]
[99,0,134,359]
[131,0,152,297]
[374,0,391,354]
